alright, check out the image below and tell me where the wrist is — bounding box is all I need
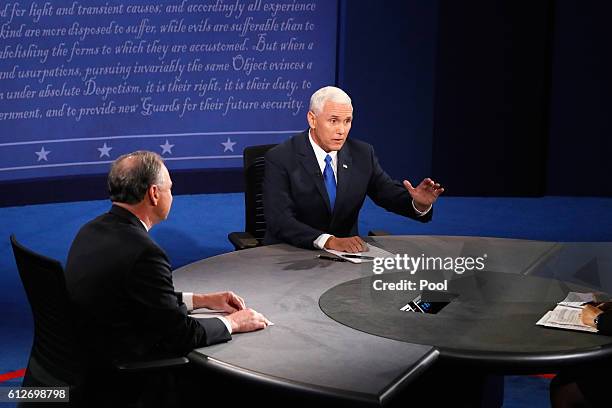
[413,201,430,213]
[227,314,239,332]
[193,293,208,309]
[324,235,336,249]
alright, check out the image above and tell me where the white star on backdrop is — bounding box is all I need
[221,137,236,152]
[160,140,175,155]
[35,146,50,161]
[97,143,112,158]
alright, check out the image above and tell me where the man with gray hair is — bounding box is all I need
[66,151,270,378]
[264,86,444,251]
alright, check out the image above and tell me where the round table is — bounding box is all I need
[173,236,612,405]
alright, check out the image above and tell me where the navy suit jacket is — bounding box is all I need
[65,205,231,364]
[263,130,432,248]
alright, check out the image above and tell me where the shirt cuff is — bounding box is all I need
[216,316,233,334]
[183,292,194,311]
[412,200,432,216]
[314,233,333,249]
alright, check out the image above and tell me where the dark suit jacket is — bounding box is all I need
[65,205,230,364]
[263,130,433,248]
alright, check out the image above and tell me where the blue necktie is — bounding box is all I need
[323,154,336,210]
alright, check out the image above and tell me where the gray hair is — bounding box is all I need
[108,151,165,204]
[309,86,352,114]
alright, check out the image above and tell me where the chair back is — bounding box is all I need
[243,144,276,243]
[10,235,85,387]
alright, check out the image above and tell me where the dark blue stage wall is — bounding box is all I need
[337,0,438,187]
[347,0,610,198]
[0,0,337,201]
[546,1,612,196]
[430,0,553,197]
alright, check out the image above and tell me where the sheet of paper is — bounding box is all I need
[548,305,586,326]
[324,244,395,263]
[189,310,275,326]
[536,311,552,326]
[558,291,595,308]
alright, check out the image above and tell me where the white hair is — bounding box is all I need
[309,86,352,114]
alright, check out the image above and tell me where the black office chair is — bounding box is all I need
[228,144,277,250]
[10,235,189,406]
[10,235,87,404]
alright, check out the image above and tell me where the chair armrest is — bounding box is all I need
[368,230,391,236]
[114,357,189,372]
[228,232,259,250]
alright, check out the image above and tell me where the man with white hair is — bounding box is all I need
[264,86,444,251]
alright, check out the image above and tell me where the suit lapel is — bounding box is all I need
[297,131,332,213]
[332,144,353,220]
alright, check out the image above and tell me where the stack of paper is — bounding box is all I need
[536,292,598,333]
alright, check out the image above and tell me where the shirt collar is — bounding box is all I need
[139,219,150,232]
[308,129,337,165]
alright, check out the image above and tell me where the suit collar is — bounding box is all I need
[296,131,331,213]
[296,129,314,158]
[109,204,148,232]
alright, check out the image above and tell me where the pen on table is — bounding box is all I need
[317,255,347,262]
[558,304,583,310]
[556,303,589,310]
[342,254,375,260]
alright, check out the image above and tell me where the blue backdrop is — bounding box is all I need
[0,0,337,181]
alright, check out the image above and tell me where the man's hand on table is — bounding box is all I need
[324,236,368,253]
[581,304,604,328]
[226,309,272,333]
[194,291,246,313]
[194,291,272,333]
